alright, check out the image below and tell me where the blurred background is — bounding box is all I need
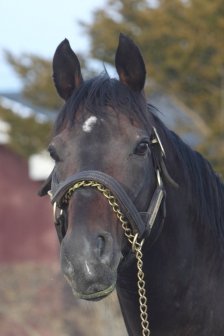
[0,0,223,335]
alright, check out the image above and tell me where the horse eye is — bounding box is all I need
[134,141,150,156]
[48,145,61,162]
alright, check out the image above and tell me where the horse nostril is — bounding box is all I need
[66,260,75,277]
[96,233,113,265]
[97,235,106,258]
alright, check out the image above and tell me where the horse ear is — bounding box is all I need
[53,39,83,100]
[115,33,146,92]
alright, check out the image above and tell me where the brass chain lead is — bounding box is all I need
[61,180,150,336]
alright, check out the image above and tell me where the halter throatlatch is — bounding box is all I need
[47,127,177,336]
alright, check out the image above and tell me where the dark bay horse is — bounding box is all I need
[39,34,224,335]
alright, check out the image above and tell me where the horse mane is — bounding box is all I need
[152,112,224,244]
[54,73,224,244]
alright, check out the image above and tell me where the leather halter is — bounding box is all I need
[48,127,176,243]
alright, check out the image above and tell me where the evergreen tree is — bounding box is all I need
[5,52,62,110]
[82,0,224,175]
[0,106,52,158]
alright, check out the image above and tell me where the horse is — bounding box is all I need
[39,34,224,335]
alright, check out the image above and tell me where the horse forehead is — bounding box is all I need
[80,111,140,134]
[75,114,115,140]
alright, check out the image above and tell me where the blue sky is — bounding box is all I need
[0,0,106,91]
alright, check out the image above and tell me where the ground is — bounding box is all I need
[0,263,127,336]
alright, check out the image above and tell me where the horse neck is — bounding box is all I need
[147,138,224,318]
[116,129,224,335]
[157,130,224,266]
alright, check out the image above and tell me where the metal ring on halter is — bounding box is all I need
[53,202,57,222]
[132,233,145,253]
[53,202,63,223]
[132,233,139,252]
[156,169,163,187]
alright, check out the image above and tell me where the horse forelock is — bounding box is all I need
[53,72,150,135]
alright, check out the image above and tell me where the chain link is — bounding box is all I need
[61,180,151,336]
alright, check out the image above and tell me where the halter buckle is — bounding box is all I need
[156,169,163,187]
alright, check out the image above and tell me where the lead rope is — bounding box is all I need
[61,180,151,336]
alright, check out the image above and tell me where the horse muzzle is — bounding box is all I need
[60,230,118,300]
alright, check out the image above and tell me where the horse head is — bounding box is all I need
[39,34,167,301]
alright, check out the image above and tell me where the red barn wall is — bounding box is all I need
[0,145,58,263]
